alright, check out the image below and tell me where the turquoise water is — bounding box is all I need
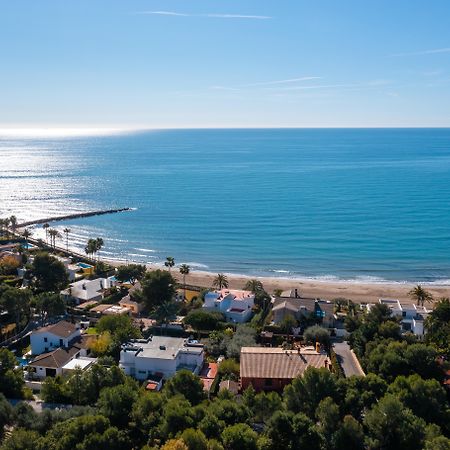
[1,129,450,283]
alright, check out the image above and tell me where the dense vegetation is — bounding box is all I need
[0,242,449,449]
[0,298,448,449]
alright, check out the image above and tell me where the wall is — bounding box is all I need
[30,329,80,355]
[241,377,292,393]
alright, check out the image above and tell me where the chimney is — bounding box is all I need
[316,342,321,353]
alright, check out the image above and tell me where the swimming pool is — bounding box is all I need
[16,357,28,367]
[77,262,93,269]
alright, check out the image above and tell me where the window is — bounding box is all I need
[402,311,406,317]
[264,378,273,387]
[59,339,64,346]
[44,337,48,342]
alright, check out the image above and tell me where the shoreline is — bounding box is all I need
[103,258,450,305]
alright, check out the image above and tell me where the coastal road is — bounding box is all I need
[333,342,365,377]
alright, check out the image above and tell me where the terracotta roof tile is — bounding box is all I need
[34,320,78,338]
[29,346,80,369]
[240,347,328,379]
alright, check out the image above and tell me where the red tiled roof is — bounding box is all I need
[199,362,218,379]
[34,321,78,338]
[29,346,80,369]
[240,347,328,379]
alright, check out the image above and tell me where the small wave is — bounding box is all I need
[134,248,156,253]
[183,262,209,269]
[128,253,148,258]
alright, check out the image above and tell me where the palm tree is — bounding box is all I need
[244,279,264,293]
[408,285,434,307]
[85,238,97,260]
[43,223,50,244]
[164,256,175,272]
[0,218,8,237]
[22,229,32,248]
[179,264,190,300]
[49,229,61,248]
[48,229,57,248]
[63,228,71,252]
[95,237,104,261]
[9,215,17,234]
[213,273,229,290]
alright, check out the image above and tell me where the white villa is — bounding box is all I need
[28,321,97,379]
[30,320,80,355]
[119,336,204,380]
[28,346,96,379]
[368,298,432,337]
[61,276,117,304]
[203,289,255,323]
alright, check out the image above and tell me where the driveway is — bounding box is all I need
[333,342,365,377]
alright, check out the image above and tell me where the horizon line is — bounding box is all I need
[0,126,449,138]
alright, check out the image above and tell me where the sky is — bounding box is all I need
[1,0,450,129]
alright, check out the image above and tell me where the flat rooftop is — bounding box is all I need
[62,357,97,371]
[123,336,203,360]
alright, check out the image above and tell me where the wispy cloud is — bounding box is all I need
[266,80,393,92]
[242,76,322,87]
[136,11,271,20]
[208,76,321,91]
[268,83,356,91]
[390,47,450,57]
[139,11,189,17]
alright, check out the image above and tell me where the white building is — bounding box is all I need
[28,333,97,379]
[30,320,80,355]
[29,348,96,379]
[370,299,431,337]
[119,336,204,380]
[203,289,255,323]
[61,277,117,304]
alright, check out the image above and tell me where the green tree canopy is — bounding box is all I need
[364,394,427,450]
[97,383,139,427]
[303,325,330,347]
[164,370,206,406]
[387,374,450,432]
[33,292,66,324]
[221,423,258,450]
[139,269,176,310]
[0,348,25,398]
[32,252,69,292]
[115,264,146,285]
[284,367,339,417]
[184,310,225,332]
[96,314,141,346]
[226,325,257,360]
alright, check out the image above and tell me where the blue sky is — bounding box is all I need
[1,0,450,128]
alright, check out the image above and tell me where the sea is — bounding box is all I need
[1,128,450,284]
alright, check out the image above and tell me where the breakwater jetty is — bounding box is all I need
[18,207,132,227]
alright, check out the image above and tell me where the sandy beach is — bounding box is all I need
[105,259,449,305]
[172,270,450,305]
